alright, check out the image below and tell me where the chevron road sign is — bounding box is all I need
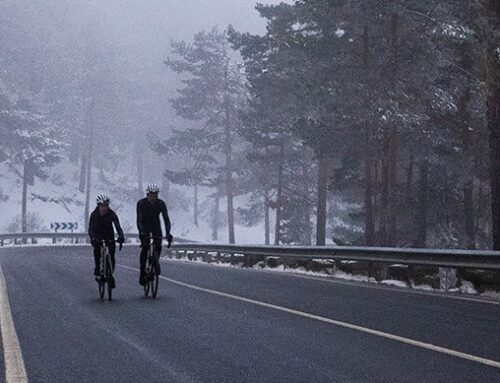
[50,222,78,232]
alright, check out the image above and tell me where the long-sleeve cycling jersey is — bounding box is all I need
[136,198,171,237]
[88,207,124,240]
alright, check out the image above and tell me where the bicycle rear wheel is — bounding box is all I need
[144,269,150,297]
[107,281,112,301]
[98,279,105,300]
[151,262,159,298]
[107,260,113,301]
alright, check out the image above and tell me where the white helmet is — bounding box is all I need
[96,194,110,205]
[146,183,160,193]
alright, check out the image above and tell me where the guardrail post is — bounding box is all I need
[330,260,338,275]
[407,265,415,287]
[439,267,457,291]
[201,251,209,262]
[367,262,374,279]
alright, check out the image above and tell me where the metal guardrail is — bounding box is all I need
[0,232,194,246]
[1,232,500,271]
[167,244,500,271]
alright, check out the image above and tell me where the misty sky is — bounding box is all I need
[102,0,290,59]
[89,0,293,184]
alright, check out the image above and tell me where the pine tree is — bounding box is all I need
[164,27,246,243]
[486,0,500,249]
[4,100,64,233]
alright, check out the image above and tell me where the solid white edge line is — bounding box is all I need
[119,264,500,369]
[163,257,500,306]
[0,261,28,383]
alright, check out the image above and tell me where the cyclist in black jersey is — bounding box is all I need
[136,184,173,285]
[88,194,124,288]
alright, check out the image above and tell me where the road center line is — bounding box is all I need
[119,264,500,369]
[0,261,28,383]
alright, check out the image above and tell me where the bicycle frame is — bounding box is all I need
[146,235,161,270]
[98,239,121,301]
[99,240,114,281]
[144,235,161,297]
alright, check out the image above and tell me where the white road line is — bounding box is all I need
[163,257,500,306]
[0,261,28,383]
[119,264,500,369]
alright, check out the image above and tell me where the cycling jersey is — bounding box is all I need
[136,198,171,237]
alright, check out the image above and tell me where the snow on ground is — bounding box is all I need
[164,254,500,300]
[380,279,408,288]
[0,160,266,244]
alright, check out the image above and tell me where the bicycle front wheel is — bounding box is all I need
[107,281,112,301]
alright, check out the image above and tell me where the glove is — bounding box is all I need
[167,234,173,248]
[90,238,99,247]
[117,236,125,244]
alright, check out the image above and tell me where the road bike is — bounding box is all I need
[144,235,161,298]
[97,239,122,301]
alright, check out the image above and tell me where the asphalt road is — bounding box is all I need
[0,245,499,382]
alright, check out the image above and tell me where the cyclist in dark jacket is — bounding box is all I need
[136,183,172,285]
[88,194,124,286]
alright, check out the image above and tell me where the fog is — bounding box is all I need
[1,1,498,249]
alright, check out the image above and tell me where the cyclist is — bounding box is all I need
[88,194,125,288]
[137,183,173,285]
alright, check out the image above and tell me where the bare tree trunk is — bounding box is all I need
[212,195,219,241]
[380,13,401,247]
[21,162,28,233]
[274,142,285,245]
[406,153,414,201]
[79,150,86,193]
[222,49,236,244]
[362,23,375,246]
[194,184,199,227]
[486,0,500,249]
[464,180,476,249]
[374,159,380,243]
[84,119,94,232]
[415,160,429,247]
[458,40,476,250]
[388,131,399,245]
[224,122,235,244]
[316,151,329,245]
[264,189,270,245]
[380,139,398,246]
[364,155,375,245]
[380,136,390,245]
[303,155,312,245]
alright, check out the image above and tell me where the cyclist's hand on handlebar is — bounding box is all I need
[117,236,125,244]
[90,238,99,247]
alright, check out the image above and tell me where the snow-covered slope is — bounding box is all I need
[0,159,265,244]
